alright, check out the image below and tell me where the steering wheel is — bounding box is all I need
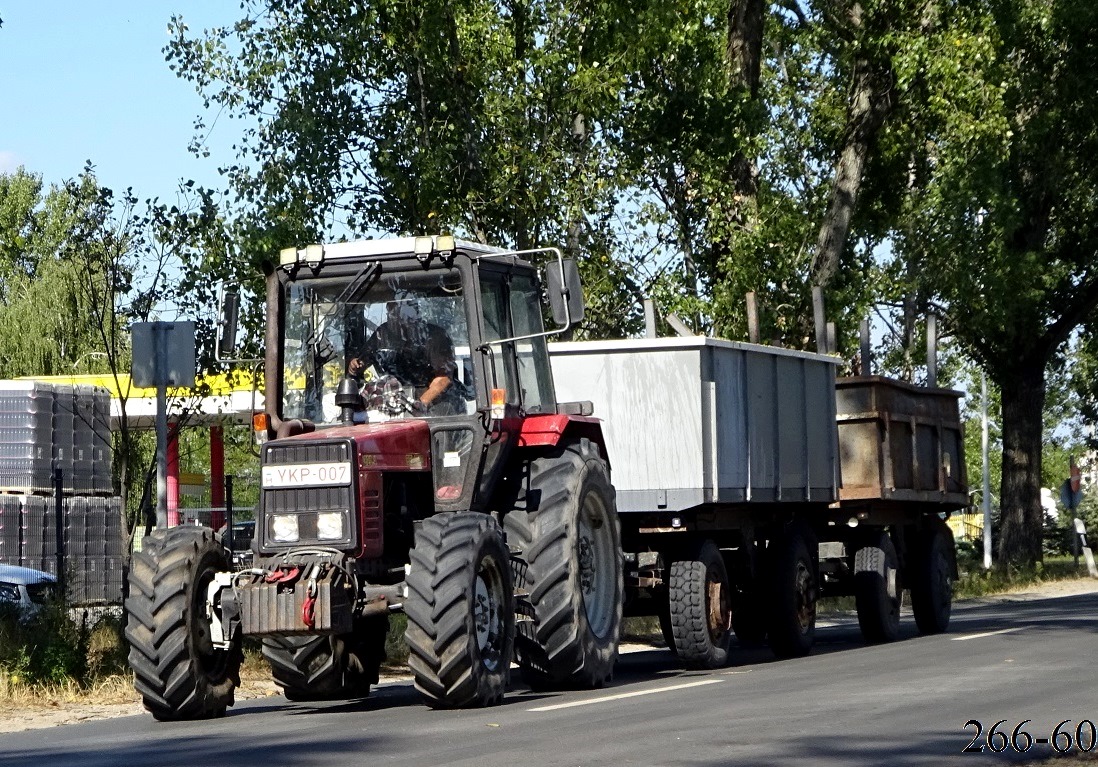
[362,375,422,416]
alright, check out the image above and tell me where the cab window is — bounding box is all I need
[508,274,554,413]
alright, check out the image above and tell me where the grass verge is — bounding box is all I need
[953,556,1093,599]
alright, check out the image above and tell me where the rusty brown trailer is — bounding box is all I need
[835,376,969,513]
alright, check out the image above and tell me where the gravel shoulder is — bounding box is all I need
[4,577,1096,734]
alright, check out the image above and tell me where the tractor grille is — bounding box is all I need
[260,439,356,551]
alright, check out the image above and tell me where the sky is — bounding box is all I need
[0,3,243,203]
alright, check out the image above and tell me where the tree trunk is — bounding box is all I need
[997,364,1046,569]
[811,57,893,288]
[725,0,764,215]
[705,0,763,281]
[726,0,764,99]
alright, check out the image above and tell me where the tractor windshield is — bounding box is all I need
[282,266,475,424]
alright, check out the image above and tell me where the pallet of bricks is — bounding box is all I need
[0,381,122,604]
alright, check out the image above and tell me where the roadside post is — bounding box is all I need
[131,322,196,529]
[1058,458,1096,576]
[1073,518,1098,578]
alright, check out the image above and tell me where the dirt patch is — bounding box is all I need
[0,677,282,734]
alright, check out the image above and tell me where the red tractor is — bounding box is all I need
[125,236,623,719]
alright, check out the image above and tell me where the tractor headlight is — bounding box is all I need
[317,512,344,541]
[271,514,300,543]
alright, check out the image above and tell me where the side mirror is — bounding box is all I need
[219,286,240,355]
[547,259,585,328]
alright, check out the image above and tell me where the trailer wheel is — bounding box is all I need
[125,526,242,721]
[766,524,817,658]
[668,539,732,668]
[504,439,622,689]
[263,615,387,701]
[854,530,902,643]
[405,512,514,708]
[911,521,954,634]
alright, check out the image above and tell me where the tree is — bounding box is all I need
[166,0,643,337]
[0,169,106,374]
[602,1,934,351]
[894,0,1098,568]
[59,166,237,540]
[0,165,234,544]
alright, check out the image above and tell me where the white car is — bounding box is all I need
[0,564,57,615]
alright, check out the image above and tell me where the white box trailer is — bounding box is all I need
[548,336,962,667]
[549,337,840,513]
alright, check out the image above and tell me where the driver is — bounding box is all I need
[348,299,457,414]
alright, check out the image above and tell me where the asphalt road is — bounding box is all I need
[2,591,1096,767]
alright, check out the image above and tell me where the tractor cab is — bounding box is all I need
[254,236,583,554]
[271,237,563,423]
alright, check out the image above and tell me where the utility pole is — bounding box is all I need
[132,321,196,529]
[982,372,992,570]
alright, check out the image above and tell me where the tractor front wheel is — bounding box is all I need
[125,526,242,721]
[405,512,514,708]
[263,615,388,701]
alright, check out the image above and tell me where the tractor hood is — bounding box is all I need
[282,419,433,471]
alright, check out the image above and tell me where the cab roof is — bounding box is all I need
[297,237,510,262]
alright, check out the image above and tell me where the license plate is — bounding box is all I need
[262,462,352,488]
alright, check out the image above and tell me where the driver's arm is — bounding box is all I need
[348,328,379,378]
[419,374,451,407]
[418,326,456,408]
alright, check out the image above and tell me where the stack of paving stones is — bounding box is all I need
[0,381,122,603]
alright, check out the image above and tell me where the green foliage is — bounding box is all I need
[1052,492,1098,559]
[0,163,239,535]
[166,0,637,337]
[384,613,409,667]
[0,169,108,376]
[0,603,88,686]
[84,612,129,681]
[897,0,1098,377]
[873,0,1098,568]
[1071,330,1098,442]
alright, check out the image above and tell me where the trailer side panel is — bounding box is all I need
[549,338,840,513]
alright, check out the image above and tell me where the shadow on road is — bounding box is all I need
[1,590,1092,767]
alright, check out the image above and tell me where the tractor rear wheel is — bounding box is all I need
[668,539,732,668]
[125,526,242,721]
[766,523,818,659]
[911,521,954,634]
[504,438,622,689]
[405,512,514,708]
[854,530,902,643]
[263,615,388,701]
